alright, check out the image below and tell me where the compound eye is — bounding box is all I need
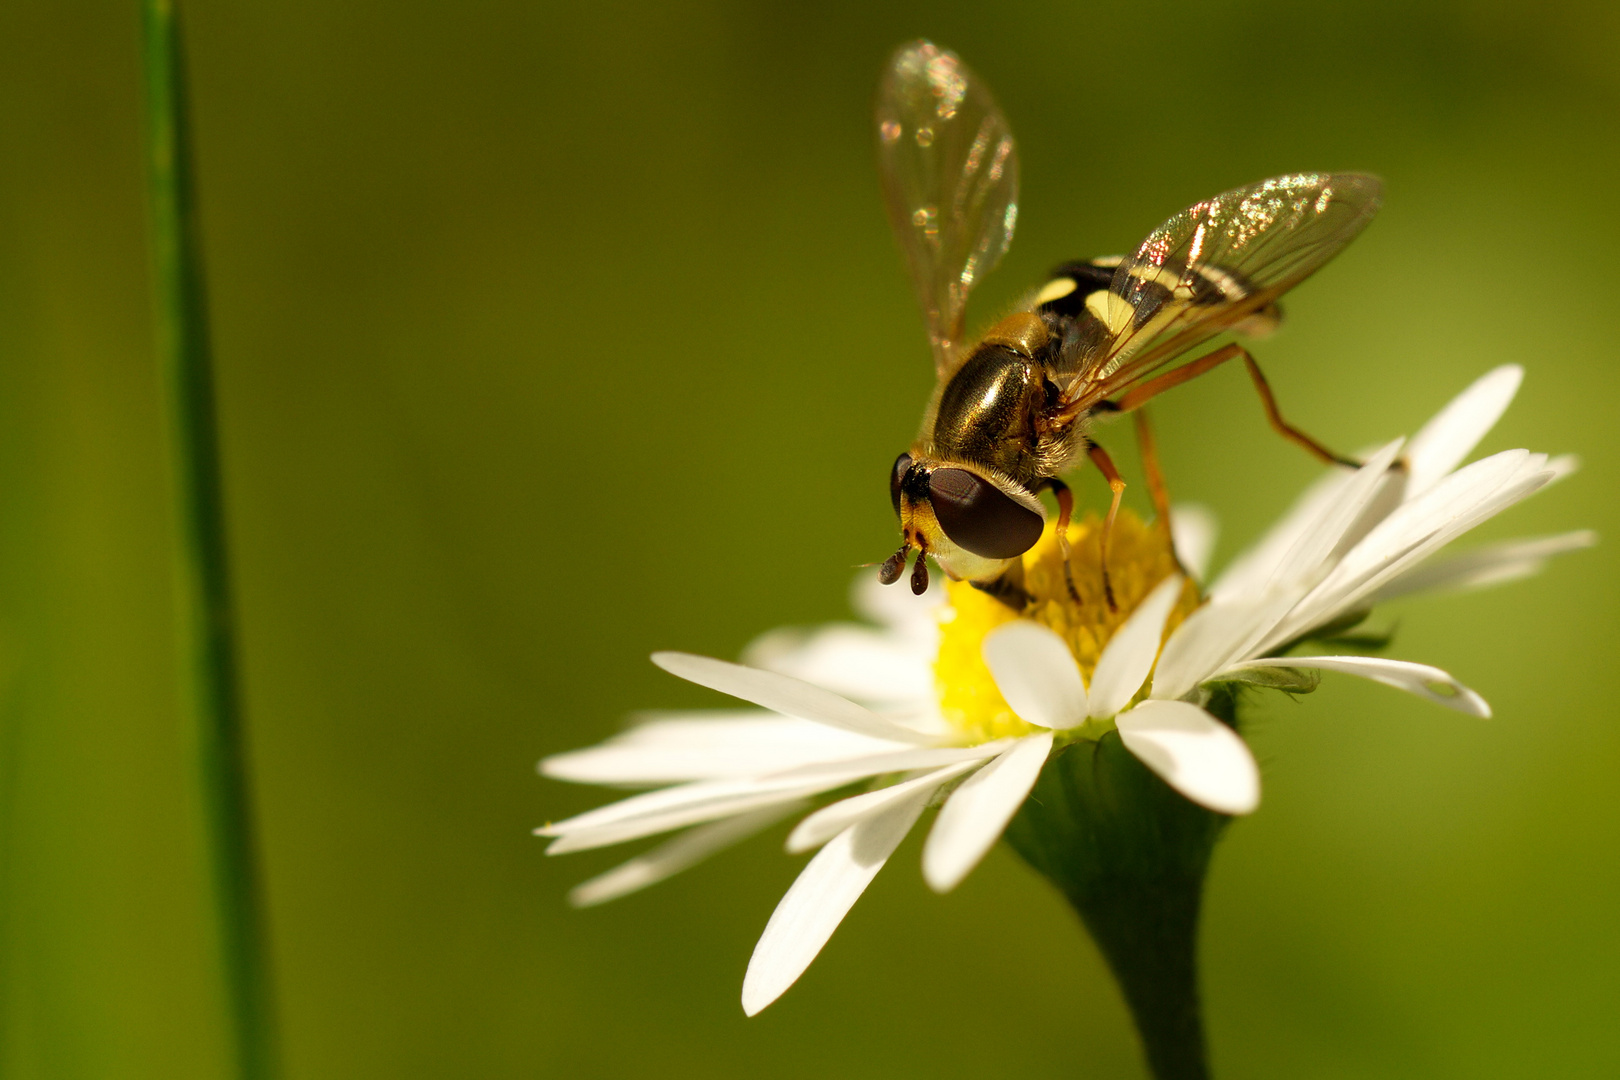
[928,468,1043,559]
[889,453,913,518]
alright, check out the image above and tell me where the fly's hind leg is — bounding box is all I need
[1234,350,1360,468]
[1114,342,1358,468]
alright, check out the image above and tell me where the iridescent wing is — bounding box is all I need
[1052,173,1383,410]
[876,40,1019,377]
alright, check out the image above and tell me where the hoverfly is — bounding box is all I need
[874,41,1383,609]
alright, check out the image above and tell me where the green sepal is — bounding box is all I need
[1312,623,1400,651]
[1206,665,1321,694]
[1298,607,1372,639]
[1003,687,1240,1080]
[1267,607,1401,658]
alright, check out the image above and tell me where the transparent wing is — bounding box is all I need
[876,40,1020,376]
[1058,173,1383,408]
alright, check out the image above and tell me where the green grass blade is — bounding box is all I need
[140,3,279,1077]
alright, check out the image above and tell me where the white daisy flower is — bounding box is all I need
[538,365,1589,1015]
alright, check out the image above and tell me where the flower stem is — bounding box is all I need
[1004,692,1237,1080]
[140,4,279,1078]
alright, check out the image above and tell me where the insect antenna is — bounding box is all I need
[909,550,930,595]
[878,544,909,585]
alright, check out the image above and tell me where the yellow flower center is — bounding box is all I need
[934,510,1198,743]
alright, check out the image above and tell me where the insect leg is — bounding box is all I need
[1086,442,1125,612]
[1110,343,1240,413]
[1127,407,1192,579]
[1046,477,1082,604]
[971,573,1034,611]
[1132,409,1174,533]
[1114,343,1356,468]
[1234,350,1359,468]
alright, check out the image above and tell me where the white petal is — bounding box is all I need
[1170,504,1219,582]
[922,732,1053,893]
[1404,365,1523,498]
[740,782,932,1015]
[541,741,1006,853]
[1315,463,1556,632]
[762,741,1012,783]
[1088,574,1184,717]
[851,571,945,640]
[744,624,934,705]
[982,621,1088,729]
[1261,449,1549,649]
[540,712,913,784]
[1544,453,1581,483]
[1327,469,1554,620]
[1372,530,1597,603]
[1115,700,1260,815]
[1261,439,1405,592]
[869,703,955,741]
[540,781,837,854]
[1216,655,1490,717]
[786,761,981,854]
[651,652,931,743]
[567,803,804,907]
[1209,466,1359,602]
[1150,590,1302,701]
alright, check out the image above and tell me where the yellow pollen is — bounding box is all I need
[934,510,1199,743]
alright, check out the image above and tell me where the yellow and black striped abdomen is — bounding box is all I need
[1033,256,1282,380]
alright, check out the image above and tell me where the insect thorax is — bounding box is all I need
[930,345,1049,482]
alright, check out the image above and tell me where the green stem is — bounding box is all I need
[1004,691,1238,1080]
[140,4,279,1078]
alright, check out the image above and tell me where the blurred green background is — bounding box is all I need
[2,0,1616,1076]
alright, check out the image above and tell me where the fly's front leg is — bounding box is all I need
[1045,477,1081,604]
[1086,442,1125,612]
[972,562,1034,611]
